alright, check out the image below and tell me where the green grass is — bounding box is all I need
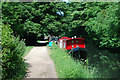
[50,43,97,78]
[23,46,34,57]
[37,40,41,43]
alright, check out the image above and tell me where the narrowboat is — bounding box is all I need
[58,36,87,59]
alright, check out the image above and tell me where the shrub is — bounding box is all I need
[2,24,26,80]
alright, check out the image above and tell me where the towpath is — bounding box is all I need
[23,45,57,79]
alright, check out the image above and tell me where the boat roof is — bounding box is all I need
[64,38,84,41]
[59,37,68,41]
[59,36,84,41]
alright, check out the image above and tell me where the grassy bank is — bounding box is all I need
[50,43,97,78]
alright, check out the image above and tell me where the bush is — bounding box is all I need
[2,24,26,80]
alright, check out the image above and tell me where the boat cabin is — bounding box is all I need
[59,37,86,50]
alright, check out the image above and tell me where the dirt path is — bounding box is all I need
[24,46,57,78]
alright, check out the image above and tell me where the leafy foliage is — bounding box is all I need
[2,2,119,48]
[2,2,69,44]
[2,24,26,80]
[85,2,120,48]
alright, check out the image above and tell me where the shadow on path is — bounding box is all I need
[26,41,48,46]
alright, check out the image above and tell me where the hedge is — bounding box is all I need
[2,24,26,80]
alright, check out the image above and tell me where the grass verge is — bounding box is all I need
[23,46,34,57]
[50,43,97,78]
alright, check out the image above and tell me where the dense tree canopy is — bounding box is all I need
[84,2,120,48]
[2,2,120,47]
[2,2,68,44]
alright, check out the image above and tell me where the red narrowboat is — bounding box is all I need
[62,38,85,50]
[58,36,87,59]
[58,37,86,50]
